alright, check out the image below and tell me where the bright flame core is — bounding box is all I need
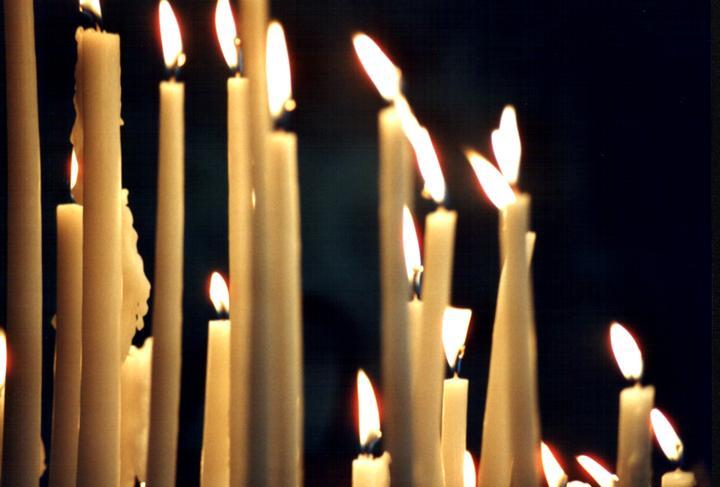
[466,149,516,209]
[610,322,643,381]
[79,0,102,20]
[357,369,381,448]
[463,451,476,487]
[412,128,446,204]
[214,0,238,70]
[650,408,684,462]
[402,206,422,285]
[266,21,292,120]
[0,329,6,387]
[70,150,79,191]
[442,307,472,370]
[159,0,185,70]
[541,442,568,487]
[352,33,401,101]
[576,455,618,487]
[209,272,229,315]
[491,106,521,185]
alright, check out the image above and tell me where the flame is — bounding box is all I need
[357,369,381,448]
[266,21,293,120]
[465,149,516,209]
[214,0,238,70]
[463,451,477,487]
[209,272,229,315]
[352,33,401,101]
[159,0,185,70]
[0,329,6,387]
[70,150,79,191]
[79,0,102,20]
[610,322,643,381]
[403,206,422,285]
[541,442,568,487]
[414,128,446,204]
[442,307,472,370]
[576,455,618,487]
[650,408,684,462]
[491,106,521,185]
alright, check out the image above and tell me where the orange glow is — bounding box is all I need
[576,455,618,487]
[79,0,102,20]
[491,106,521,185]
[266,21,293,119]
[352,33,401,101]
[465,149,516,209]
[541,442,568,487]
[214,0,239,70]
[0,329,6,387]
[159,0,185,70]
[209,272,229,315]
[357,369,382,448]
[442,307,472,370]
[650,408,684,462]
[610,322,643,381]
[70,150,79,191]
[402,206,422,285]
[463,451,476,487]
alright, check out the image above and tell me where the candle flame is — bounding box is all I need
[541,442,568,487]
[70,150,79,191]
[463,451,477,487]
[357,369,382,448]
[650,408,684,462]
[610,322,643,381]
[491,106,522,185]
[442,307,472,370]
[402,206,422,285]
[576,455,618,487]
[0,329,6,387]
[209,272,229,315]
[79,0,102,20]
[214,0,239,70]
[266,21,293,120]
[352,33,401,101]
[159,0,185,70]
[567,482,592,487]
[412,128,446,204]
[465,149,517,209]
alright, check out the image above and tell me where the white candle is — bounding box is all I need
[352,370,390,487]
[576,455,619,487]
[610,323,654,487]
[2,0,43,482]
[650,409,696,487]
[403,206,423,394]
[147,3,185,484]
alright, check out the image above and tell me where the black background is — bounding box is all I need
[0,0,711,485]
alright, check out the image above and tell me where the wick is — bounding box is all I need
[411,266,424,299]
[234,38,245,77]
[452,346,466,376]
[79,7,102,31]
[359,435,381,457]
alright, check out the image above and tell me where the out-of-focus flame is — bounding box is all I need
[352,33,401,101]
[209,272,229,315]
[159,0,185,70]
[463,451,476,487]
[402,206,422,285]
[442,307,472,370]
[610,322,643,381]
[266,21,293,120]
[0,329,6,387]
[413,128,446,204]
[650,408,684,462]
[491,105,521,185]
[541,442,568,487]
[465,149,517,209]
[79,0,102,20]
[70,150,79,191]
[576,455,618,487]
[357,369,381,448]
[214,0,238,70]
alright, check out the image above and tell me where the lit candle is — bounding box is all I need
[576,454,618,487]
[147,3,185,484]
[610,322,654,487]
[650,409,696,487]
[49,153,83,487]
[352,370,390,487]
[441,307,471,487]
[463,451,477,487]
[2,0,43,481]
[202,273,231,487]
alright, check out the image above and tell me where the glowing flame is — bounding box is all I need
[491,106,521,185]
[442,307,472,370]
[650,408,684,462]
[214,0,238,70]
[0,329,6,387]
[352,33,401,101]
[79,0,102,20]
[463,451,476,487]
[357,369,381,448]
[159,0,185,70]
[610,322,643,381]
[70,150,79,191]
[403,206,422,285]
[209,272,229,315]
[266,21,293,120]
[576,455,618,487]
[412,128,446,203]
[465,149,516,209]
[541,442,568,487]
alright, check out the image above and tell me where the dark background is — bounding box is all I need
[0,0,711,485]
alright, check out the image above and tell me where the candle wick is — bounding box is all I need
[411,266,424,300]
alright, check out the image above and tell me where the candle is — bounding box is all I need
[75,1,124,484]
[463,451,476,487]
[215,2,254,483]
[49,154,83,487]
[202,273,231,486]
[576,455,618,487]
[403,206,423,386]
[2,0,43,481]
[610,322,654,487]
[352,370,391,487]
[147,3,185,484]
[0,330,6,468]
[650,409,696,487]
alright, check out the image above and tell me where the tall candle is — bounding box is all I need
[650,409,696,487]
[2,0,43,482]
[610,323,654,487]
[75,3,124,484]
[147,3,185,485]
[352,370,390,487]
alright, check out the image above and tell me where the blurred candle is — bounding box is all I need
[403,206,423,387]
[352,370,390,487]
[650,409,696,487]
[576,455,618,487]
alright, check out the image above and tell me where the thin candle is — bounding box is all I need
[650,409,696,487]
[352,370,390,487]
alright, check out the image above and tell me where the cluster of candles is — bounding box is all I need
[1,0,699,486]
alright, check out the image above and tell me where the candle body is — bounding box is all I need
[478,194,541,487]
[441,377,468,487]
[228,77,253,487]
[76,28,123,487]
[616,384,654,487]
[2,0,43,483]
[407,297,423,389]
[412,207,457,487]
[661,468,696,487]
[379,105,415,485]
[352,453,391,487]
[147,80,184,487]
[49,204,83,487]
